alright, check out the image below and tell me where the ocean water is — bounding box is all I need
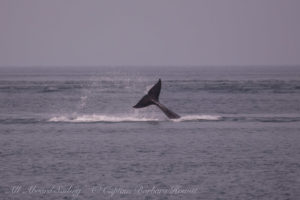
[0,66,300,200]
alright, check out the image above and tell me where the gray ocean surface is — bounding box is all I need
[0,66,300,200]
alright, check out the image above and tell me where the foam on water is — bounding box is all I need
[172,115,222,122]
[48,114,160,123]
[2,114,299,124]
[48,114,222,123]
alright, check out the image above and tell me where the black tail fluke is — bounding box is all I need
[147,79,161,101]
[133,79,180,119]
[133,95,153,108]
[133,79,161,108]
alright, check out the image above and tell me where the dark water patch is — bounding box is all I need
[223,115,300,123]
[166,80,300,94]
[1,79,300,94]
[0,118,42,124]
[0,80,138,94]
[0,81,90,93]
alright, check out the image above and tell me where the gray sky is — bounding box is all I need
[1,0,300,67]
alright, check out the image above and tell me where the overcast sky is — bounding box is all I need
[1,0,300,67]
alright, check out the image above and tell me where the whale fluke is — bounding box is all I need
[133,79,180,119]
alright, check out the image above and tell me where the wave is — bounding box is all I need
[48,114,222,123]
[48,114,160,123]
[172,115,222,122]
[1,114,299,124]
[47,114,300,123]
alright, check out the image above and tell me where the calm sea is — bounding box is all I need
[1,66,300,200]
